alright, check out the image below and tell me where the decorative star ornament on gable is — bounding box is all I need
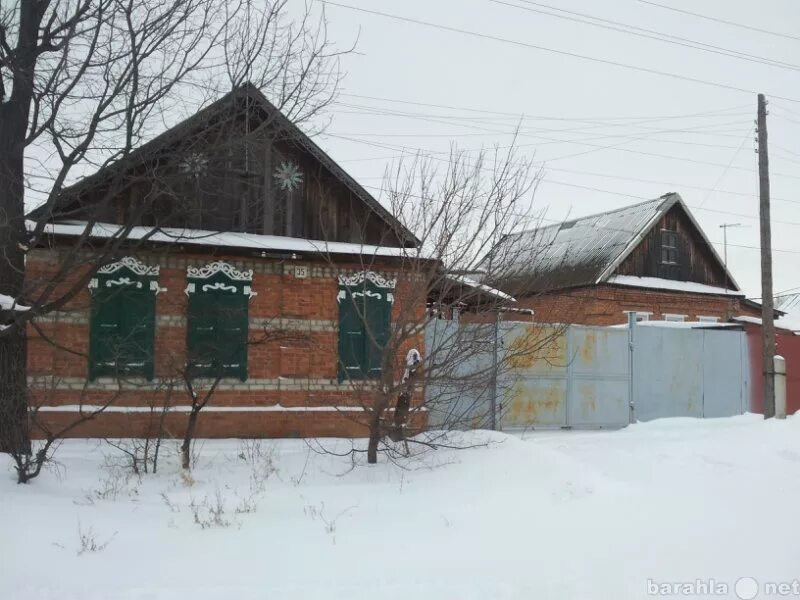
[273,161,303,191]
[178,152,208,178]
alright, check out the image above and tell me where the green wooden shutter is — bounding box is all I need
[187,290,218,377]
[337,273,394,381]
[89,261,158,380]
[365,281,391,377]
[186,266,251,381]
[217,290,248,381]
[89,287,122,379]
[120,288,156,380]
[338,287,366,381]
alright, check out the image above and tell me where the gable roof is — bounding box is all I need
[35,83,419,247]
[482,192,739,294]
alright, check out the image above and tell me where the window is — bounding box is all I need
[698,315,720,323]
[337,271,395,381]
[185,262,255,381]
[661,229,679,265]
[664,314,687,322]
[89,257,160,380]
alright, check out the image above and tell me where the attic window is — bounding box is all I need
[661,230,678,265]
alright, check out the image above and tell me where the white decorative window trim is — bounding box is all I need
[106,277,141,289]
[97,257,160,277]
[201,282,238,293]
[187,261,253,281]
[150,281,167,294]
[338,271,396,289]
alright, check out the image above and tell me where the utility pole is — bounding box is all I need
[719,222,742,290]
[757,93,776,419]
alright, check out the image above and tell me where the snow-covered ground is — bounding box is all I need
[3,415,800,600]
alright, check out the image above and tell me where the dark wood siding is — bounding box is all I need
[614,205,730,287]
[69,100,406,248]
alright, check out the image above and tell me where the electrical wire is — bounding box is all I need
[320,1,800,103]
[493,0,800,72]
[636,0,800,44]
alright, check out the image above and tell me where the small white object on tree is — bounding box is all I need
[0,294,30,312]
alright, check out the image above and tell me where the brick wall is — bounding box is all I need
[512,284,761,326]
[25,248,427,439]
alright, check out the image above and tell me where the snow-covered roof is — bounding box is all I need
[32,220,425,260]
[607,275,744,297]
[732,315,800,333]
[0,293,30,312]
[480,193,739,294]
[449,274,516,302]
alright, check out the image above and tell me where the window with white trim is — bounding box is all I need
[337,271,395,381]
[661,229,679,265]
[88,257,161,380]
[185,261,255,381]
[698,315,720,323]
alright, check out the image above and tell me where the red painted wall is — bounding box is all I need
[743,323,800,415]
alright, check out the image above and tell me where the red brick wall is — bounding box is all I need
[25,248,426,439]
[511,284,761,326]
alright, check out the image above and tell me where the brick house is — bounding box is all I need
[481,193,762,325]
[26,84,427,439]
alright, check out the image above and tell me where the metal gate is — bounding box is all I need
[632,326,749,421]
[424,321,750,431]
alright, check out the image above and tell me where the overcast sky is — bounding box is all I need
[305,0,800,299]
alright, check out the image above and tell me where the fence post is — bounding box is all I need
[628,312,636,424]
[490,310,500,431]
[774,355,787,419]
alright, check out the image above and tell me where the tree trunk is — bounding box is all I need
[367,427,380,464]
[181,407,201,470]
[0,96,32,454]
[367,409,382,464]
[0,328,29,453]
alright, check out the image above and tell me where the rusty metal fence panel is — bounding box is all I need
[424,321,750,431]
[499,324,569,429]
[566,327,630,428]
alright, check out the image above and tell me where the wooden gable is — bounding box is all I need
[614,203,732,288]
[48,86,416,249]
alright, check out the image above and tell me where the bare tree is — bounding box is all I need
[318,143,564,464]
[0,0,349,474]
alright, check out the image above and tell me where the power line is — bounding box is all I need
[637,0,800,44]
[332,100,755,145]
[332,133,800,225]
[365,180,800,255]
[493,0,800,72]
[320,1,800,103]
[697,127,754,208]
[325,126,800,184]
[337,93,753,123]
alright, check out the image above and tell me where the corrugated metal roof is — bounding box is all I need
[482,194,677,294]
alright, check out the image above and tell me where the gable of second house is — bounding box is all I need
[613,203,730,288]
